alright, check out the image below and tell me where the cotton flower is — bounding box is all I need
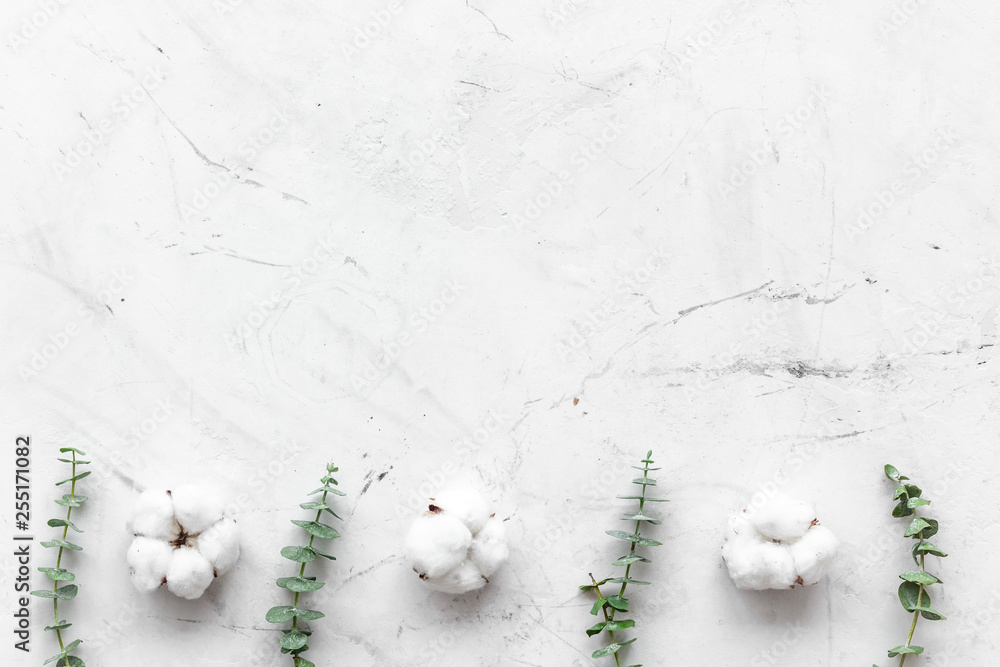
[127,486,240,599]
[723,494,838,590]
[405,484,508,594]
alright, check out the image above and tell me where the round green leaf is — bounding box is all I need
[56,471,91,486]
[41,539,82,551]
[265,606,296,623]
[38,567,75,581]
[280,630,309,651]
[276,577,325,593]
[280,546,316,563]
[593,638,637,658]
[290,520,339,540]
[900,571,941,585]
[294,609,325,621]
[888,645,923,658]
[44,621,72,631]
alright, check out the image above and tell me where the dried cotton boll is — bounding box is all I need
[469,516,509,578]
[127,536,173,592]
[406,513,472,579]
[171,483,227,534]
[197,517,241,576]
[424,560,488,595]
[129,489,176,540]
[724,494,837,590]
[748,492,817,542]
[790,525,839,586]
[431,485,491,535]
[166,547,215,600]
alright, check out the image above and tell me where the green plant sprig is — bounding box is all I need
[580,450,667,667]
[266,463,346,667]
[875,464,948,667]
[30,447,91,667]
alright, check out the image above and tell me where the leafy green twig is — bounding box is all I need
[876,464,948,667]
[31,447,91,667]
[580,450,667,666]
[266,463,345,667]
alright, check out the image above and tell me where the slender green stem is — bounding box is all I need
[897,546,926,667]
[589,575,623,667]
[290,489,328,644]
[52,451,79,666]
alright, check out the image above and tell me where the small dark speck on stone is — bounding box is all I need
[377,471,389,481]
[931,244,941,249]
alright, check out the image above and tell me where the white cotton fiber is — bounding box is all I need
[166,547,215,600]
[790,525,839,585]
[431,485,490,535]
[424,560,488,595]
[129,490,176,540]
[127,536,173,592]
[748,492,817,542]
[126,484,239,598]
[469,516,509,577]
[197,518,241,576]
[171,484,227,534]
[405,483,508,594]
[723,494,837,590]
[406,514,472,578]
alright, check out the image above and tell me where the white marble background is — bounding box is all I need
[2,1,1000,665]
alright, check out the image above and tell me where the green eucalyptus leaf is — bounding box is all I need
[891,501,914,518]
[913,542,948,561]
[291,520,340,540]
[617,496,668,502]
[589,599,608,616]
[884,464,902,481]
[921,518,939,539]
[904,484,922,498]
[38,567,75,581]
[892,485,909,501]
[906,497,930,509]
[613,554,651,566]
[586,621,607,636]
[41,539,82,551]
[54,495,87,507]
[621,513,661,524]
[57,458,91,464]
[899,571,941,585]
[300,501,331,511]
[605,530,662,546]
[888,645,923,658]
[606,595,629,611]
[44,621,72,631]
[631,478,657,486]
[293,658,315,667]
[276,577,325,593]
[920,608,946,621]
[280,546,316,563]
[898,581,930,612]
[593,638,636,658]
[47,518,83,533]
[31,590,60,599]
[63,639,82,653]
[265,606,296,623]
[605,619,636,631]
[55,471,91,485]
[33,585,78,601]
[279,631,309,651]
[606,577,651,585]
[294,609,325,621]
[310,548,337,560]
[309,486,346,496]
[904,517,932,538]
[59,447,87,455]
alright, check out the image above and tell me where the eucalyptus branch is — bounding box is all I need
[580,450,667,666]
[875,464,948,667]
[30,447,91,667]
[266,463,346,667]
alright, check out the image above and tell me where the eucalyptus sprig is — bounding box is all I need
[266,463,346,667]
[875,464,948,667]
[580,450,666,666]
[30,447,91,667]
